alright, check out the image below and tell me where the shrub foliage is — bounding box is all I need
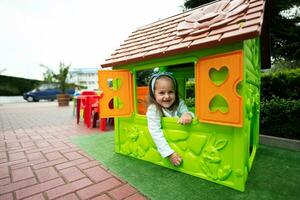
[261,68,300,100]
[0,75,41,96]
[260,68,299,139]
[260,97,300,140]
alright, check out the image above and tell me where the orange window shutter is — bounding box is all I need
[98,70,133,117]
[137,86,149,115]
[196,51,243,127]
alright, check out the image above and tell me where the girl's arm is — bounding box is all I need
[146,105,174,158]
[177,99,194,125]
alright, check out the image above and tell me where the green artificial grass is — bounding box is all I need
[72,133,300,200]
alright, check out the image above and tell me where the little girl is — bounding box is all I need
[146,72,194,166]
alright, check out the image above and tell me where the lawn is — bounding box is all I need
[72,132,300,200]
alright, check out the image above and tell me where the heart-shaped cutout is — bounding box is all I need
[113,96,123,109]
[112,78,122,91]
[108,98,114,109]
[209,95,229,113]
[107,78,113,89]
[106,78,122,91]
[209,66,228,86]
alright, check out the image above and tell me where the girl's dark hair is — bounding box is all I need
[147,73,179,115]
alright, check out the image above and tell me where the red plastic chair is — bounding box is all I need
[76,91,100,128]
[92,97,113,131]
[80,91,98,96]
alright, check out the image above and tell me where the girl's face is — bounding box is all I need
[154,77,175,109]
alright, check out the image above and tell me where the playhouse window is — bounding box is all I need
[167,63,195,113]
[135,64,195,115]
[136,69,153,115]
[136,69,153,87]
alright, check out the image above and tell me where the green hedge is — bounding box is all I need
[0,75,41,96]
[260,97,300,140]
[260,68,299,140]
[186,80,195,98]
[261,68,300,100]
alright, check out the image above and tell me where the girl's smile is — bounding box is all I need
[154,77,175,109]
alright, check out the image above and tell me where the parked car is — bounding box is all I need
[23,84,75,102]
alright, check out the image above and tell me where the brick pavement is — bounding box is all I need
[0,102,147,200]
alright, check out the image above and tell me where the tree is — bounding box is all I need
[40,62,73,94]
[183,0,212,9]
[52,62,71,94]
[269,0,300,62]
[183,0,300,63]
[40,64,54,84]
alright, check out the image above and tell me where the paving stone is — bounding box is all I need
[6,142,21,149]
[21,141,35,148]
[35,141,50,148]
[60,148,82,154]
[26,152,45,161]
[42,146,70,154]
[30,135,43,140]
[78,160,100,170]
[17,134,30,140]
[0,178,37,194]
[124,193,148,200]
[10,158,47,170]
[56,193,80,200]
[26,147,51,154]
[0,152,7,159]
[0,158,27,167]
[23,193,45,200]
[0,177,10,186]
[41,135,55,139]
[108,184,137,200]
[4,135,17,140]
[0,193,13,200]
[11,166,34,182]
[15,129,26,134]
[55,157,89,170]
[60,166,86,182]
[46,178,92,199]
[0,158,8,164]
[63,151,83,160]
[48,141,65,148]
[8,151,26,161]
[35,167,59,182]
[84,166,112,183]
[44,151,64,161]
[91,194,113,200]
[0,167,9,179]
[76,178,122,200]
[0,103,145,200]
[0,147,6,151]
[32,158,68,170]
[16,178,65,199]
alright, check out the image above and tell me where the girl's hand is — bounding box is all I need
[178,113,193,125]
[168,152,182,166]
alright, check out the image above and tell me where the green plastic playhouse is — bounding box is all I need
[98,0,267,191]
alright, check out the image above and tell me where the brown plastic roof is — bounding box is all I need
[101,0,265,67]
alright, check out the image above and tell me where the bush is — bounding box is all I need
[260,68,300,139]
[0,84,20,95]
[260,97,300,140]
[261,68,300,100]
[186,79,195,98]
[0,75,41,96]
[185,97,195,107]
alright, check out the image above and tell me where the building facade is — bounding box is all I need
[69,67,99,90]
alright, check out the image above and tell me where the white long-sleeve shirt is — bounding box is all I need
[146,99,194,158]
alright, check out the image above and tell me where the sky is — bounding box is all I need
[0,0,184,80]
